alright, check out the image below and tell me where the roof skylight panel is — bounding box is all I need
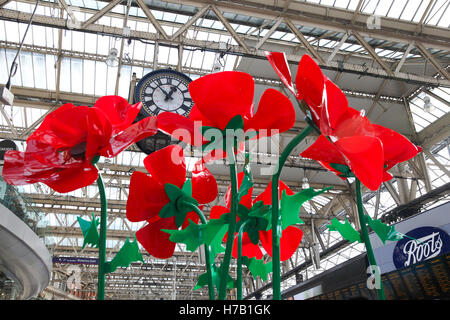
[361,0,379,14]
[332,0,352,9]
[320,0,336,7]
[174,14,189,24]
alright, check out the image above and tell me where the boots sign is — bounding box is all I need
[393,226,450,269]
[0,140,17,161]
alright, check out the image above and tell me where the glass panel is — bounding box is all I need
[71,58,83,93]
[19,51,34,87]
[45,54,56,90]
[106,65,118,95]
[59,57,71,92]
[33,53,46,89]
[95,61,107,96]
[83,59,95,95]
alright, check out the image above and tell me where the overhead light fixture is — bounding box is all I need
[423,96,435,113]
[302,177,310,189]
[212,52,225,73]
[302,169,310,189]
[106,48,119,67]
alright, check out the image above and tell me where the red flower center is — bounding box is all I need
[69,141,87,160]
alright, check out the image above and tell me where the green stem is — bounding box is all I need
[236,221,248,300]
[355,179,386,300]
[218,148,238,300]
[271,124,313,300]
[182,201,215,300]
[94,164,107,300]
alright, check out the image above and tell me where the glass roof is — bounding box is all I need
[297,0,450,28]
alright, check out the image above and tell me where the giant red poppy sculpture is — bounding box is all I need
[211,173,315,263]
[126,144,217,259]
[156,71,296,162]
[265,52,422,300]
[1,95,158,300]
[155,70,298,300]
[265,51,421,191]
[2,96,157,192]
[300,81,422,191]
[125,144,218,299]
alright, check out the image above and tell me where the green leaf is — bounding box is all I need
[327,218,362,243]
[106,237,143,273]
[235,201,271,245]
[161,181,199,228]
[77,213,99,249]
[366,215,404,244]
[280,187,332,230]
[194,264,235,291]
[242,257,273,282]
[237,168,253,203]
[225,115,244,131]
[200,213,231,254]
[200,115,246,154]
[162,220,203,252]
[329,163,354,178]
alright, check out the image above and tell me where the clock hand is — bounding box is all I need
[166,86,177,100]
[158,86,171,100]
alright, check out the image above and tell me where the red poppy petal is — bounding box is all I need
[24,138,82,169]
[158,111,203,147]
[2,150,39,185]
[254,180,294,206]
[31,105,90,150]
[333,107,375,139]
[225,171,253,209]
[100,116,158,157]
[188,104,216,127]
[93,96,142,133]
[334,136,384,191]
[383,170,393,182]
[260,226,303,261]
[182,211,200,230]
[295,54,325,109]
[245,88,295,137]
[372,123,420,170]
[265,51,295,95]
[136,217,177,259]
[86,107,112,160]
[28,103,88,150]
[42,162,99,193]
[320,80,349,136]
[209,205,229,220]
[126,171,168,222]
[191,162,218,204]
[189,71,254,130]
[143,145,186,188]
[232,233,263,260]
[300,135,346,165]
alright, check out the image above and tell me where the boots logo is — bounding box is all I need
[393,226,450,269]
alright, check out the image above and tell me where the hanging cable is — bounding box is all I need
[5,0,40,90]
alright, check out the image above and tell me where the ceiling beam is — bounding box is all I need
[170,4,211,40]
[352,31,394,76]
[1,8,448,87]
[81,0,123,29]
[162,0,450,51]
[135,0,169,40]
[283,17,325,65]
[414,41,450,80]
[210,5,250,54]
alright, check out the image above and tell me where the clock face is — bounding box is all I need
[135,69,194,117]
[133,69,193,155]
